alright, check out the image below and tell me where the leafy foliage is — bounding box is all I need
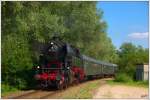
[114,73,133,82]
[117,43,149,80]
[1,84,18,97]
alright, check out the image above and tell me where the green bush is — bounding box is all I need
[114,73,133,83]
[1,84,18,96]
[134,80,149,87]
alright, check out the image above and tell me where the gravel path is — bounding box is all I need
[93,83,149,99]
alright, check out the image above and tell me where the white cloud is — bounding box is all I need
[128,32,148,39]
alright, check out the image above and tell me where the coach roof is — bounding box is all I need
[82,55,117,67]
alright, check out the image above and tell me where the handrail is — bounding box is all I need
[40,68,63,70]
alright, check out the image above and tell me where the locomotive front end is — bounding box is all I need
[33,40,66,89]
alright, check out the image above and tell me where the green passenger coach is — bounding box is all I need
[82,55,117,78]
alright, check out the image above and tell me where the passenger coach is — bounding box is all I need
[82,55,117,79]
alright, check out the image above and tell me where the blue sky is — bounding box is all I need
[96,1,149,49]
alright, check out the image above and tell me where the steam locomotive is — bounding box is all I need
[33,37,117,89]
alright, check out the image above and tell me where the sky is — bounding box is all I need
[96,1,149,49]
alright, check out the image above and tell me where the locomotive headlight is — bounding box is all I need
[50,42,54,45]
[37,66,40,69]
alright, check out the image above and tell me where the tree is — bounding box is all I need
[117,42,149,79]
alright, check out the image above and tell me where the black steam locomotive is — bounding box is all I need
[33,37,117,89]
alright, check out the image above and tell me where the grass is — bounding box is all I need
[76,80,100,98]
[108,73,149,88]
[1,84,19,97]
[107,80,149,88]
[59,79,100,99]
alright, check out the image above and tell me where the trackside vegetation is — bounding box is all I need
[1,84,18,97]
[115,43,148,85]
[52,80,100,99]
[1,1,149,95]
[107,79,148,88]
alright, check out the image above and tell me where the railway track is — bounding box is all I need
[5,89,59,99]
[12,90,41,99]
[3,78,113,99]
[3,84,80,99]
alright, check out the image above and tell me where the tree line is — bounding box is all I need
[2,1,148,90]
